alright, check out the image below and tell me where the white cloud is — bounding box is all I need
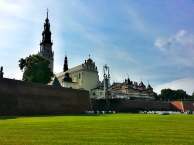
[175,30,194,47]
[155,30,194,52]
[154,78,194,95]
[154,37,168,52]
[0,0,21,13]
[154,30,194,68]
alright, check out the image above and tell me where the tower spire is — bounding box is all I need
[47,8,49,19]
[40,8,52,45]
[38,10,54,72]
[127,73,129,78]
[63,55,68,72]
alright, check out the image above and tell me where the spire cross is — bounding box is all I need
[127,73,129,78]
[89,54,90,59]
[47,8,49,18]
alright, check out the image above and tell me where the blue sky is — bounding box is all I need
[0,0,194,95]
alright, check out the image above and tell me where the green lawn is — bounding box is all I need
[0,114,193,145]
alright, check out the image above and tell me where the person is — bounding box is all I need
[0,66,3,78]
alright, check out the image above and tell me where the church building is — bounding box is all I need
[56,56,101,94]
[38,10,154,100]
[38,10,101,94]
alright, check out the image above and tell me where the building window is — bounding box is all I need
[93,93,95,96]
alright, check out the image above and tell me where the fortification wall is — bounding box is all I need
[170,102,183,111]
[0,78,92,116]
[91,99,171,112]
[182,102,194,111]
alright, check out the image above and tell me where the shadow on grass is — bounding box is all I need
[0,116,17,120]
[0,114,110,119]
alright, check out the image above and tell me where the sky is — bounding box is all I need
[0,0,194,95]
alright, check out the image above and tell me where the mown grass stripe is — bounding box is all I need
[0,114,193,145]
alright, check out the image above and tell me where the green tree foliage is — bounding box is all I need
[190,92,194,99]
[158,88,191,101]
[153,92,159,100]
[19,54,54,84]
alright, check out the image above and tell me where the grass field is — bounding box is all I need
[0,114,193,145]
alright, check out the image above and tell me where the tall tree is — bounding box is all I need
[19,54,54,84]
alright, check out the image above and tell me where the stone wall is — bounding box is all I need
[91,99,171,112]
[0,78,92,116]
[1,77,192,116]
[182,102,194,111]
[170,102,183,111]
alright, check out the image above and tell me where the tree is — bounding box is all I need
[19,54,54,84]
[153,92,159,101]
[158,88,191,101]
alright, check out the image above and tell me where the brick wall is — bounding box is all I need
[170,102,183,111]
[1,77,191,116]
[182,102,194,111]
[0,78,92,116]
[91,99,171,111]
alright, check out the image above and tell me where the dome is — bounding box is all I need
[62,73,72,82]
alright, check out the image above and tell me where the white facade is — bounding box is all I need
[62,81,78,89]
[56,58,100,93]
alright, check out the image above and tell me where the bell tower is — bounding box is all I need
[38,9,54,72]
